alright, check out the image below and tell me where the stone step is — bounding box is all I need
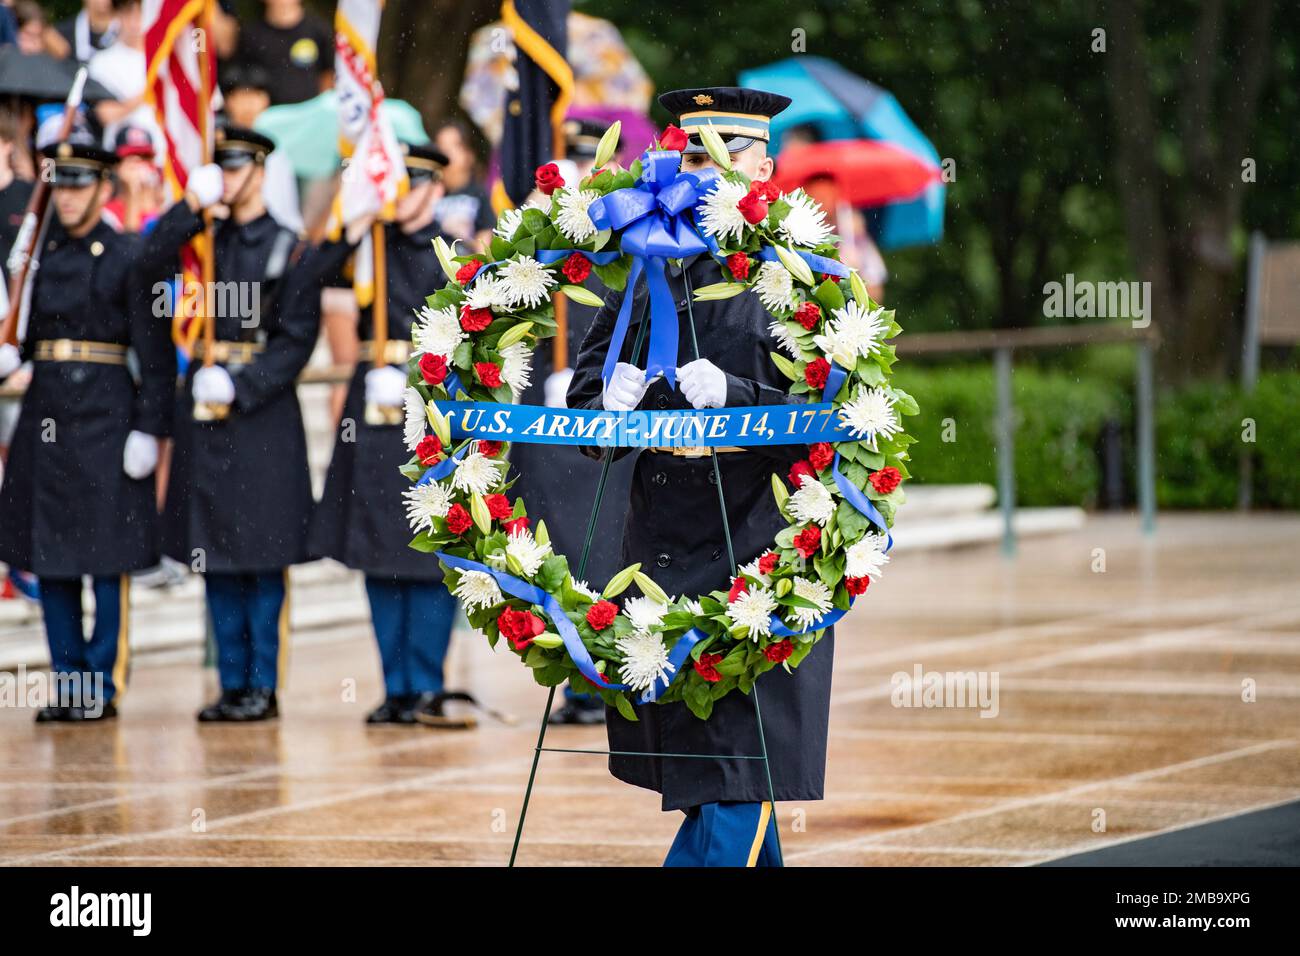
[897,483,997,519]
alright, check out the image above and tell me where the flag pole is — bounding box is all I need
[551,97,568,374]
[191,0,226,420]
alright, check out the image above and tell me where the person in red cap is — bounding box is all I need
[102,124,162,234]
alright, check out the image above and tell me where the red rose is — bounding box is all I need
[478,440,503,458]
[498,607,546,651]
[534,162,565,195]
[658,124,689,152]
[460,304,493,332]
[795,301,822,331]
[502,516,530,536]
[736,190,769,225]
[845,575,870,597]
[418,352,448,385]
[793,525,821,559]
[562,252,592,284]
[445,503,472,536]
[726,252,751,280]
[694,652,724,683]
[474,361,502,388]
[455,261,482,285]
[869,466,903,495]
[763,638,794,663]
[804,357,830,390]
[758,551,779,575]
[586,600,618,631]
[727,575,748,603]
[753,179,781,202]
[484,493,513,520]
[808,442,835,471]
[415,434,442,466]
[788,459,816,488]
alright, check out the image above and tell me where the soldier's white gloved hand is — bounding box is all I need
[0,343,20,379]
[677,358,727,409]
[601,362,648,412]
[544,368,573,408]
[365,365,408,407]
[187,163,224,208]
[193,365,236,405]
[122,430,159,480]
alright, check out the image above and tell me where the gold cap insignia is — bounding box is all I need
[57,143,72,158]
[90,241,104,257]
[693,94,714,106]
[215,127,226,143]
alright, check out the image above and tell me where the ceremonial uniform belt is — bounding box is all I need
[192,340,264,364]
[359,339,413,364]
[647,445,746,457]
[33,339,128,366]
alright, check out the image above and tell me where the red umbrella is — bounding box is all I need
[772,139,940,207]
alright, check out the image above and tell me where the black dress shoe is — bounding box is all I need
[198,689,248,722]
[365,697,410,724]
[412,691,478,729]
[35,706,66,723]
[77,700,118,721]
[548,697,606,726]
[237,688,278,721]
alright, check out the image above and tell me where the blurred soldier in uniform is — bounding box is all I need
[159,128,318,722]
[308,142,467,727]
[567,88,832,866]
[0,136,216,721]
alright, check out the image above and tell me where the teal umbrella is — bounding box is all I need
[253,91,429,180]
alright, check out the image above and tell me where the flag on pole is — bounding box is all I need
[144,0,217,351]
[332,0,407,308]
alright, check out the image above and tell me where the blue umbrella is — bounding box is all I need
[739,57,944,250]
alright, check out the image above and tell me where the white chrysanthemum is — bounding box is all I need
[454,569,503,612]
[684,598,706,617]
[767,319,801,357]
[555,188,600,243]
[788,576,834,629]
[776,189,832,248]
[845,532,890,580]
[838,385,902,443]
[787,474,835,526]
[497,255,557,310]
[570,579,600,602]
[623,595,668,634]
[402,481,454,533]
[615,630,674,693]
[812,300,887,364]
[739,557,771,586]
[505,526,552,577]
[412,304,466,360]
[493,207,524,240]
[696,178,750,244]
[451,451,503,496]
[754,260,796,314]
[464,274,511,311]
[403,387,427,450]
[728,586,777,638]
[499,341,533,398]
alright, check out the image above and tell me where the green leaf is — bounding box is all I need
[813,278,846,313]
[521,207,550,236]
[614,694,639,722]
[770,351,799,382]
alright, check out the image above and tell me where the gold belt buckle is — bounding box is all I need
[52,339,74,361]
[673,445,710,458]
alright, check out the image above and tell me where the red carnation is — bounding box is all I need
[586,600,618,631]
[502,516,530,536]
[460,304,493,332]
[562,252,592,284]
[534,162,564,195]
[445,503,472,536]
[808,442,835,471]
[763,638,794,664]
[752,179,781,203]
[415,435,442,466]
[455,261,482,285]
[694,652,724,683]
[869,466,903,495]
[821,273,842,284]
[726,252,751,281]
[484,493,513,520]
[727,575,748,603]
[788,459,816,488]
[478,440,503,458]
[658,124,688,152]
[474,361,502,388]
[845,575,870,597]
[804,357,830,390]
[758,551,779,575]
[795,301,822,331]
[498,607,546,651]
[418,352,448,385]
[736,190,769,225]
[793,525,821,559]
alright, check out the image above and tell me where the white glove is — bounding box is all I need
[122,430,159,480]
[677,358,727,409]
[544,368,573,408]
[187,163,224,208]
[601,362,648,412]
[365,365,408,407]
[193,364,236,405]
[0,343,20,379]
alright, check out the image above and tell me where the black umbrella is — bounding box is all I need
[0,48,115,102]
